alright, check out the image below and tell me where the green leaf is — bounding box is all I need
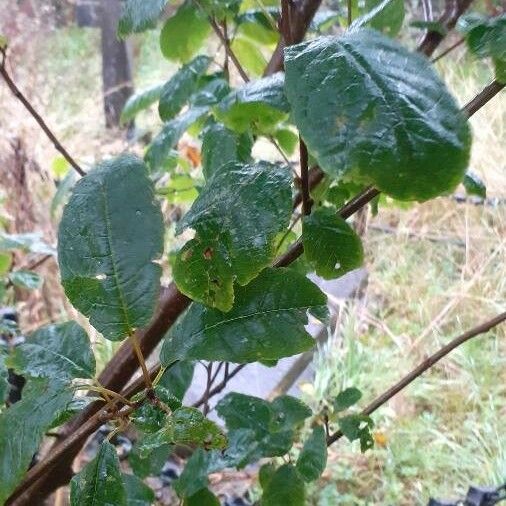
[172,162,292,311]
[162,268,327,363]
[215,72,290,133]
[162,175,199,204]
[199,0,242,18]
[129,441,172,478]
[303,208,363,279]
[58,155,164,341]
[273,127,298,155]
[310,10,340,32]
[159,56,212,121]
[8,270,42,290]
[237,8,279,44]
[463,171,486,199]
[51,156,70,178]
[70,441,127,506]
[51,170,77,217]
[296,426,327,482]
[167,407,227,449]
[160,1,211,63]
[333,387,363,412]
[0,34,8,50]
[118,0,166,37]
[184,488,220,506]
[201,121,253,179]
[7,321,95,381]
[352,0,404,36]
[0,231,55,255]
[338,414,375,452]
[189,74,231,107]
[120,83,164,124]
[0,252,12,276]
[158,361,195,400]
[145,107,208,171]
[459,14,506,84]
[174,448,223,497]
[123,473,155,506]
[261,464,305,506]
[0,352,8,404]
[269,395,312,432]
[0,379,73,504]
[231,36,268,76]
[216,393,310,466]
[259,462,276,489]
[284,30,472,201]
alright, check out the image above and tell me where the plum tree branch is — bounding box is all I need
[0,49,85,177]
[327,311,506,446]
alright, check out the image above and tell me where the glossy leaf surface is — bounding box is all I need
[173,162,292,311]
[285,30,471,201]
[58,155,164,340]
[162,268,327,363]
[296,426,327,482]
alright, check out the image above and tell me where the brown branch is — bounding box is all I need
[0,50,85,177]
[462,79,505,117]
[327,311,506,446]
[431,37,465,62]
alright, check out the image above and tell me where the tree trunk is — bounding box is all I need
[99,0,134,128]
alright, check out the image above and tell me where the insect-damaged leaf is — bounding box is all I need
[285,30,471,201]
[58,155,164,341]
[173,161,292,311]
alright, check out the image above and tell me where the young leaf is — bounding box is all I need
[145,107,208,171]
[338,414,375,452]
[261,464,306,506]
[7,321,95,381]
[0,379,73,504]
[231,36,268,76]
[167,407,227,449]
[215,72,290,133]
[296,426,327,482]
[8,270,42,290]
[352,0,404,36]
[200,121,253,179]
[118,0,166,37]
[158,55,212,121]
[122,473,155,506]
[162,268,327,363]
[285,30,472,201]
[463,171,486,199]
[303,208,364,279]
[120,83,164,124]
[0,252,11,276]
[160,1,211,63]
[70,441,127,506]
[184,487,220,506]
[172,161,292,311]
[58,155,164,341]
[334,387,363,412]
[199,0,242,19]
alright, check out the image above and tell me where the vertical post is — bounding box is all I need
[99,0,134,128]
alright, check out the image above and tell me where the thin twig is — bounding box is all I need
[431,37,465,63]
[299,139,311,215]
[0,49,85,177]
[347,0,353,26]
[327,312,506,446]
[129,333,154,391]
[193,364,246,408]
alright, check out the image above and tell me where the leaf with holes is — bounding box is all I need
[285,30,471,201]
[0,379,73,504]
[58,155,164,341]
[215,72,290,133]
[303,208,364,279]
[7,321,95,381]
[162,268,327,363]
[338,414,375,452]
[118,0,167,37]
[70,441,127,506]
[158,55,212,121]
[160,1,210,63]
[172,161,292,311]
